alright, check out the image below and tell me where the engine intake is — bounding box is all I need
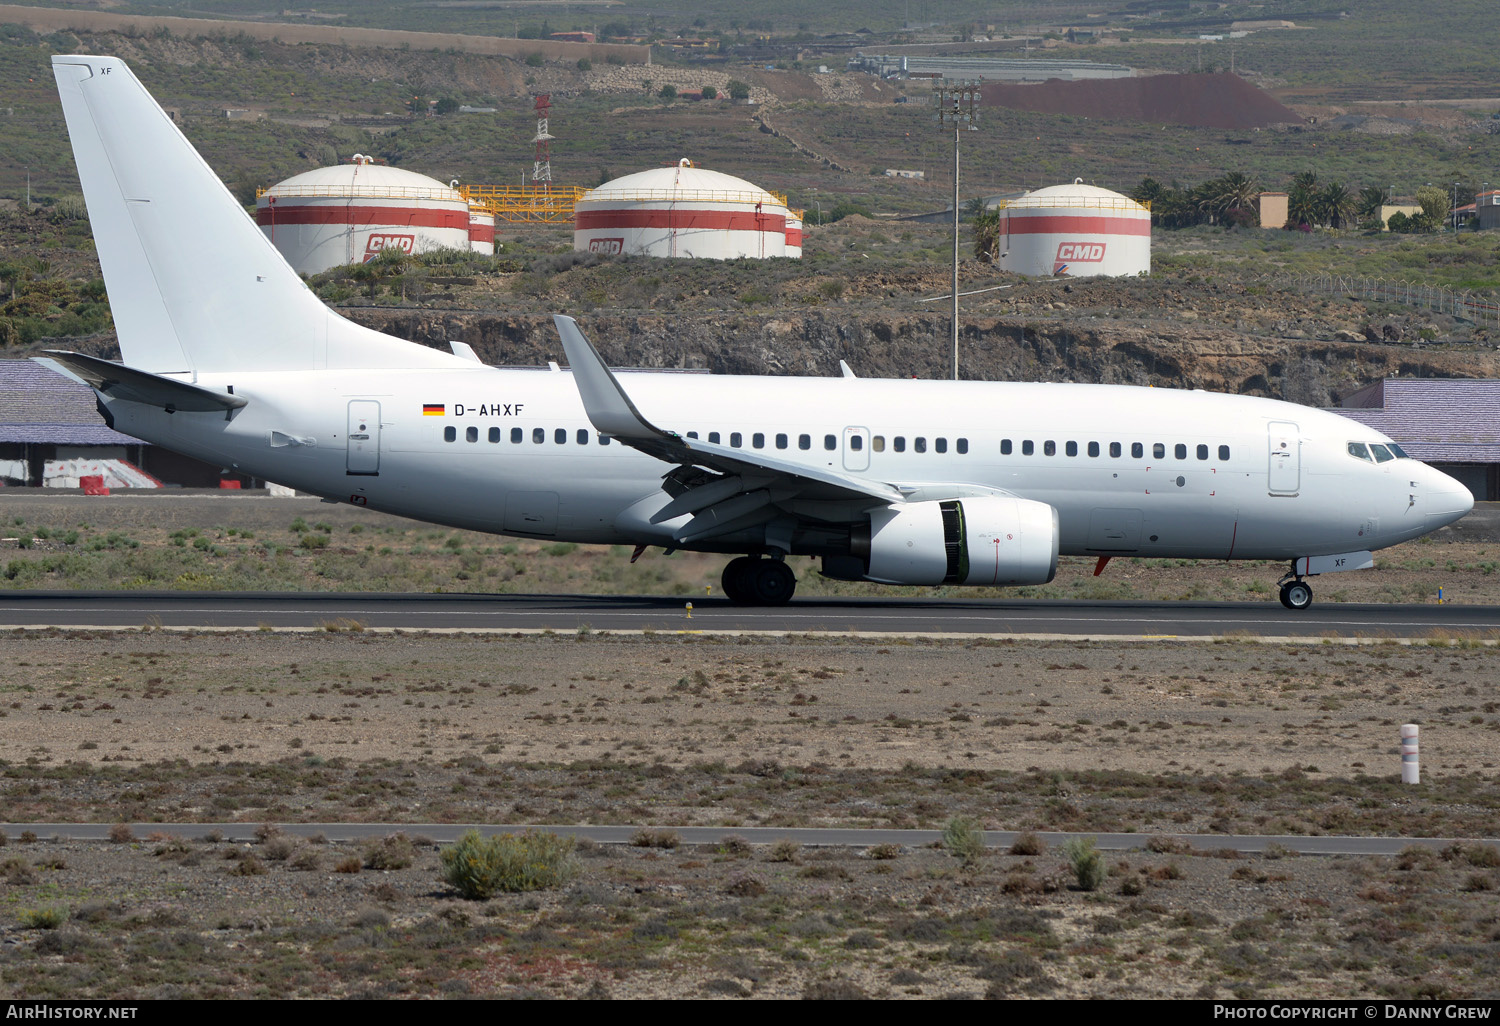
[854,496,1059,587]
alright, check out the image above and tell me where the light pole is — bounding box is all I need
[935,79,979,381]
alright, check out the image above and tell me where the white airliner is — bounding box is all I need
[40,56,1474,609]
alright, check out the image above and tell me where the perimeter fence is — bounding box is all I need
[1261,273,1500,328]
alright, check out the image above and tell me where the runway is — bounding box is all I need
[1,590,1497,638]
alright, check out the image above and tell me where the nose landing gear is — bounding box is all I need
[721,555,797,606]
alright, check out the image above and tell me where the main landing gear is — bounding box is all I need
[721,556,796,606]
[1277,570,1313,611]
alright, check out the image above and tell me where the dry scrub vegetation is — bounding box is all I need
[1,628,1499,997]
[0,494,1496,605]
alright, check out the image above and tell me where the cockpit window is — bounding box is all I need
[1388,443,1410,459]
[1369,443,1395,463]
[1347,442,1371,462]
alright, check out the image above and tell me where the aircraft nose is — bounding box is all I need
[1420,464,1474,527]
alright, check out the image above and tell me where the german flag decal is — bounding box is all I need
[422,403,445,416]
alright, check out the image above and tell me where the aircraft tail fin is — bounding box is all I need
[51,56,457,375]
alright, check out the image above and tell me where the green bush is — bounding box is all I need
[440,829,577,899]
[942,815,985,866]
[1063,836,1105,891]
[19,906,66,930]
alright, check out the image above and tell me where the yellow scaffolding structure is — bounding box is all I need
[460,185,586,225]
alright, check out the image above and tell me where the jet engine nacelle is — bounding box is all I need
[858,496,1060,586]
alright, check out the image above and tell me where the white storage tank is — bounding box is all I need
[994,179,1150,278]
[784,213,804,259]
[256,156,471,274]
[468,205,496,256]
[574,159,799,260]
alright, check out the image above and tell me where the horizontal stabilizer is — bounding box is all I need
[37,352,246,413]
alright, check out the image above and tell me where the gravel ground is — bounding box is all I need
[0,630,1498,999]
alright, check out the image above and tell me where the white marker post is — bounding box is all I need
[1401,724,1420,785]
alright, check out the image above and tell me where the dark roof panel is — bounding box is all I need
[0,360,144,445]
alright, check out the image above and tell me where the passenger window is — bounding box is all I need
[578,429,589,445]
[1088,441,1100,457]
[466,426,478,443]
[1347,442,1371,461]
[1109,442,1122,458]
[915,437,927,453]
[687,431,698,439]
[1218,444,1230,461]
[444,426,456,442]
[752,432,765,449]
[488,427,500,443]
[776,433,788,450]
[1196,444,1208,460]
[1021,440,1033,455]
[1066,441,1078,457]
[872,435,885,452]
[598,434,611,446]
[1001,439,1012,455]
[894,437,906,452]
[850,435,863,451]
[709,432,721,444]
[533,428,545,444]
[936,438,948,453]
[730,432,743,448]
[555,428,567,445]
[799,434,811,450]
[824,434,837,450]
[957,438,968,454]
[1130,442,1143,458]
[1153,443,1165,460]
[1370,443,1395,463]
[1043,440,1055,456]
[511,427,523,443]
[1175,443,1187,460]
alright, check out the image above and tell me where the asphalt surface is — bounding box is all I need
[3,823,1493,854]
[0,590,1497,638]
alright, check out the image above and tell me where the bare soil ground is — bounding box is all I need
[1,629,1498,999]
[981,72,1303,130]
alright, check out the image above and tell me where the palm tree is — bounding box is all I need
[1287,185,1318,228]
[1320,182,1354,230]
[1357,185,1387,223]
[1216,171,1260,213]
[1132,176,1166,211]
[973,209,1001,262]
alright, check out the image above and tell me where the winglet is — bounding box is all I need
[553,314,674,441]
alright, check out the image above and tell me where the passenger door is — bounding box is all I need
[1267,421,1300,495]
[346,400,380,476]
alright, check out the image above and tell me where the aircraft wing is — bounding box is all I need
[553,315,905,543]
